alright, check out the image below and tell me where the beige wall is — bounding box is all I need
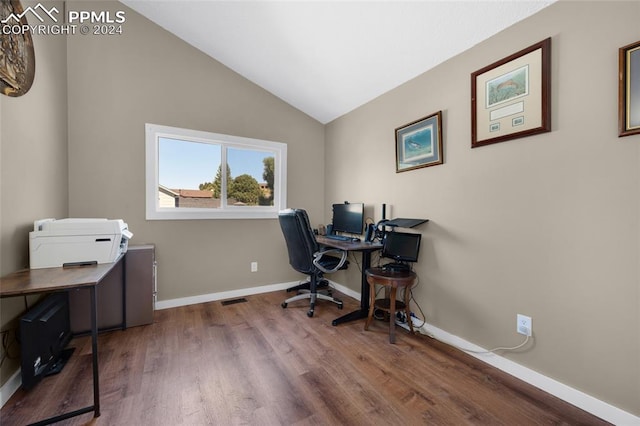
[65,2,325,301]
[325,0,639,416]
[1,0,638,417]
[0,1,68,385]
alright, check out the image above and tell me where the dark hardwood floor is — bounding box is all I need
[1,289,609,425]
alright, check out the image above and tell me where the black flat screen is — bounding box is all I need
[382,231,421,262]
[332,203,364,234]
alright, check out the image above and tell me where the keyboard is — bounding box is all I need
[324,234,353,242]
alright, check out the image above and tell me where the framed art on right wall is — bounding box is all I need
[471,38,551,148]
[619,40,640,137]
[395,111,443,173]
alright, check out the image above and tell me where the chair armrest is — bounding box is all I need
[313,248,348,273]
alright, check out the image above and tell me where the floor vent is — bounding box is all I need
[221,297,248,306]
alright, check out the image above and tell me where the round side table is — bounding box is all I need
[364,267,416,344]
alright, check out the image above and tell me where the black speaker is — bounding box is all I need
[326,224,333,235]
[364,223,375,242]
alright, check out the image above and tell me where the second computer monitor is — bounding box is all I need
[332,203,364,235]
[381,231,421,263]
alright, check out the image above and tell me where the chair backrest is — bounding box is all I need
[278,209,319,275]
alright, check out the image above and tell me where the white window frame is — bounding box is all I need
[145,123,287,220]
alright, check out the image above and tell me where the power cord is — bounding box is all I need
[0,328,20,368]
[412,313,533,354]
[460,335,532,353]
[407,273,428,328]
[0,296,28,368]
[365,259,530,354]
[404,272,532,354]
[349,251,362,274]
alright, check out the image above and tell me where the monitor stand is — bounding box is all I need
[382,262,410,273]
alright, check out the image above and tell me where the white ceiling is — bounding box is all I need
[121,0,555,124]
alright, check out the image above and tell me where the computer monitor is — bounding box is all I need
[331,202,364,235]
[381,231,421,263]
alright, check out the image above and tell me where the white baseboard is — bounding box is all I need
[328,280,361,301]
[154,280,359,311]
[5,282,638,424]
[419,322,640,425]
[0,369,21,408]
[155,281,297,310]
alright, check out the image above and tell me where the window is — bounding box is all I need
[145,123,287,220]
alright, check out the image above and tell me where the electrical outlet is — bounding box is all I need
[517,314,532,336]
[250,261,258,272]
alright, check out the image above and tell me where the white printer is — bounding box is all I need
[29,218,133,269]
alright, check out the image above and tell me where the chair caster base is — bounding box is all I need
[307,310,314,317]
[281,302,288,309]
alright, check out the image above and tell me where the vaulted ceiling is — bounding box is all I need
[122,1,555,123]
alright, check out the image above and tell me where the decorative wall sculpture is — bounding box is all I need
[1,0,36,97]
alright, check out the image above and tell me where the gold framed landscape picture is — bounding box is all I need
[471,38,551,148]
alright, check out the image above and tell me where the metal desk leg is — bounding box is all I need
[28,288,101,426]
[332,250,373,326]
[360,250,372,311]
[90,285,101,417]
[121,254,127,329]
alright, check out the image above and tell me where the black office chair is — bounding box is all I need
[278,208,348,317]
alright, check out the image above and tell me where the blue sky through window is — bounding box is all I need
[159,137,269,190]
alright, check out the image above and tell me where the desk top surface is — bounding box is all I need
[0,258,122,297]
[316,235,383,251]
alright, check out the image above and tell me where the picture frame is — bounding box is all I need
[618,40,640,137]
[395,111,443,173]
[471,38,551,148]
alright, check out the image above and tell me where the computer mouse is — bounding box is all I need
[351,237,361,242]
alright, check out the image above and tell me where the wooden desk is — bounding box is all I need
[0,257,124,425]
[315,236,383,326]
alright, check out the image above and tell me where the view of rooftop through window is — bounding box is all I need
[158,137,275,208]
[147,123,286,219]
